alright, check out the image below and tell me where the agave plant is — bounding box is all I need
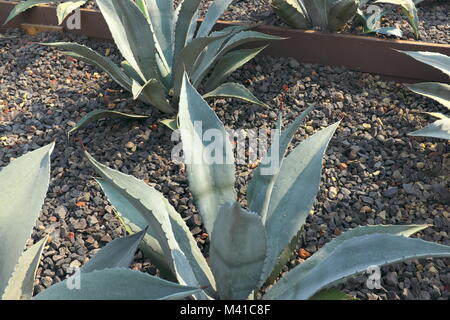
[399,51,450,140]
[0,143,204,300]
[271,0,360,31]
[356,0,420,39]
[355,1,403,37]
[43,0,281,131]
[29,73,450,300]
[375,0,420,39]
[0,143,54,300]
[3,0,87,26]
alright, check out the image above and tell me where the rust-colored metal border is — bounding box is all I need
[1,0,449,83]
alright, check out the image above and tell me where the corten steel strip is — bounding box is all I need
[0,0,449,83]
[212,21,450,84]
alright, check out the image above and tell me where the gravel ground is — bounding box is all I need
[0,29,449,300]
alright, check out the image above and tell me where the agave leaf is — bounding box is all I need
[398,51,450,77]
[297,0,309,16]
[172,34,227,96]
[221,31,285,57]
[2,237,47,300]
[247,105,315,222]
[173,0,202,59]
[85,153,180,273]
[80,229,146,273]
[371,27,403,37]
[408,118,450,140]
[277,224,429,280]
[205,46,268,92]
[356,9,391,33]
[192,30,283,88]
[264,224,428,298]
[56,1,86,24]
[190,26,251,87]
[137,4,166,82]
[355,8,370,32]
[327,0,359,31]
[131,79,173,113]
[376,0,420,38]
[3,0,59,25]
[356,9,367,28]
[357,7,400,37]
[85,153,215,298]
[186,7,200,46]
[112,206,173,282]
[258,122,340,286]
[406,82,450,109]
[264,226,305,285]
[164,208,217,298]
[34,268,202,300]
[265,232,450,300]
[160,118,179,131]
[96,0,157,81]
[178,73,236,234]
[310,288,355,300]
[135,0,148,17]
[142,0,174,68]
[0,143,54,297]
[67,109,149,137]
[94,178,175,281]
[210,202,267,300]
[43,42,132,91]
[271,0,310,29]
[359,0,371,7]
[155,54,173,92]
[401,5,420,39]
[303,0,328,28]
[421,112,448,120]
[121,60,142,83]
[203,82,266,107]
[197,0,234,38]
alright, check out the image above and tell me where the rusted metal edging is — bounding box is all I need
[244,23,450,84]
[1,0,449,83]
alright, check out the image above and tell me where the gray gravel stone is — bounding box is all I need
[385,272,399,287]
[326,186,337,199]
[383,187,399,198]
[54,206,67,219]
